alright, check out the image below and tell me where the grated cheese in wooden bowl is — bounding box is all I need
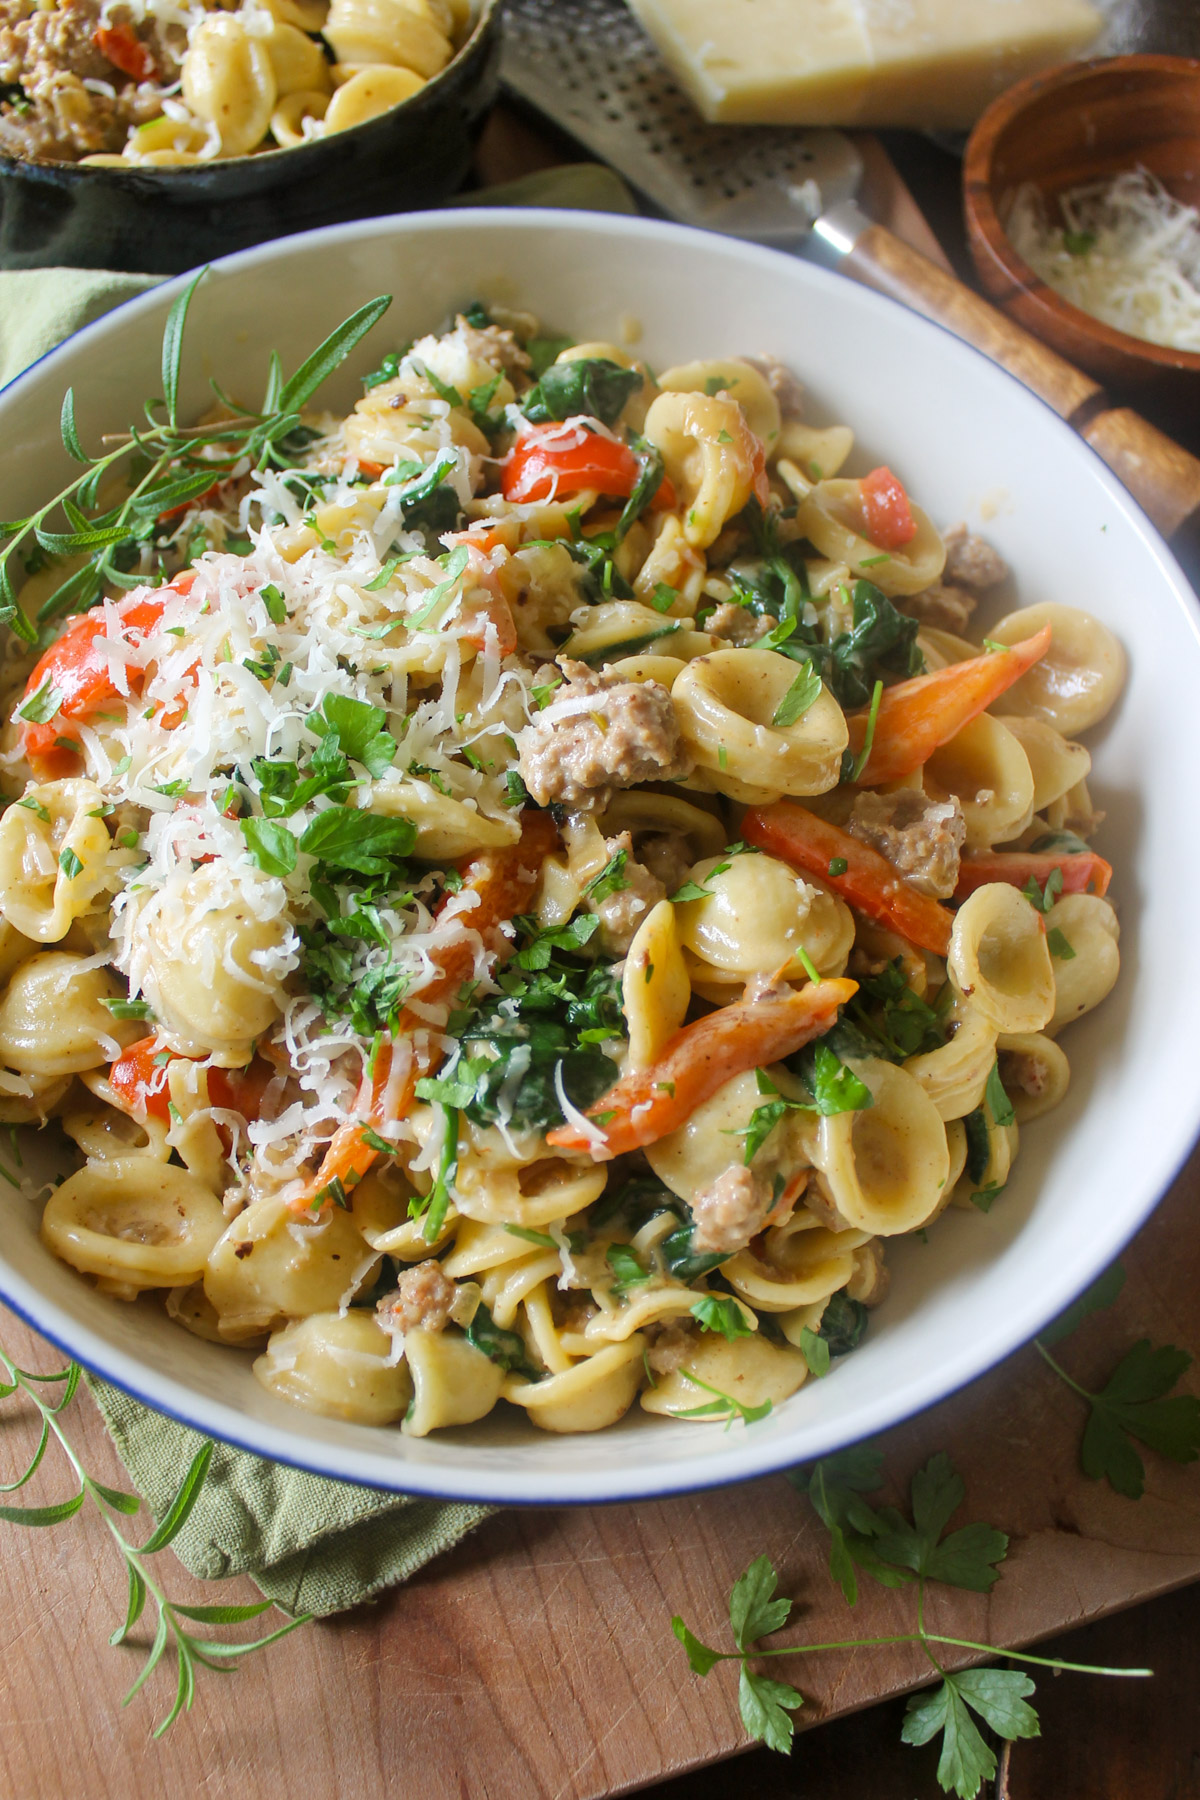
[1006,170,1200,353]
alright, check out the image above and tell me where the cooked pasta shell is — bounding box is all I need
[1044,895,1120,1035]
[452,1156,607,1228]
[367,776,518,858]
[0,1069,71,1125]
[904,995,997,1121]
[42,1158,226,1292]
[724,1223,862,1312]
[674,852,853,980]
[640,1331,807,1419]
[260,20,331,94]
[269,87,330,147]
[951,1118,1018,1210]
[0,952,138,1075]
[643,390,764,548]
[560,599,712,666]
[254,1312,412,1424]
[61,1102,170,1164]
[183,16,277,158]
[1001,716,1091,813]
[647,1067,801,1202]
[0,779,113,942]
[623,898,690,1068]
[671,650,847,801]
[795,480,945,595]
[204,1193,381,1338]
[996,1032,1071,1123]
[656,359,782,453]
[598,791,727,864]
[809,1057,950,1235]
[988,602,1126,735]
[775,419,854,481]
[166,1281,265,1346]
[923,713,1035,850]
[134,861,291,1057]
[324,64,426,132]
[949,884,1056,1034]
[323,0,452,73]
[402,1327,505,1436]
[504,1337,645,1433]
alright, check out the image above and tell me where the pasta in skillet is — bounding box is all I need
[0,307,1125,1437]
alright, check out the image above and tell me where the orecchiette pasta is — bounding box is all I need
[988,603,1126,735]
[59,0,468,171]
[7,306,1123,1442]
[0,779,114,940]
[671,649,848,800]
[254,1312,413,1424]
[42,1158,226,1293]
[948,885,1056,1035]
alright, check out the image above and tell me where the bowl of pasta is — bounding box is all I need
[0,206,1194,1504]
[0,0,499,274]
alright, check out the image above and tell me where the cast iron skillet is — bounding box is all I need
[0,0,500,273]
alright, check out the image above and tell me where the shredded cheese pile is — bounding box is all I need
[1006,170,1200,353]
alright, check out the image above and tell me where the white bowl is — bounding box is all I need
[1,209,1198,1503]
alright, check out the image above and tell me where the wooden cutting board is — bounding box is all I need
[0,1150,1196,1800]
[0,113,1197,1800]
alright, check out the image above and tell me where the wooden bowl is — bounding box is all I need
[963,56,1200,419]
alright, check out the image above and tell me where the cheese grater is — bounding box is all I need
[498,0,863,251]
[497,0,1200,544]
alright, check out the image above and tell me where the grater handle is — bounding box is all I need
[814,202,1200,543]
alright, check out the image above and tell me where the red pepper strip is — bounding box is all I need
[860,466,917,550]
[546,977,857,1159]
[743,800,953,957]
[108,1037,173,1122]
[844,626,1053,787]
[109,1040,274,1127]
[20,571,198,777]
[954,849,1112,902]
[93,23,155,80]
[291,810,559,1215]
[502,424,676,509]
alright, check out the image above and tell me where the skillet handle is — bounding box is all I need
[816,206,1200,542]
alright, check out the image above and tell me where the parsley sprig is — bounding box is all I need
[1034,1263,1200,1497]
[0,1344,310,1736]
[674,1448,1150,1793]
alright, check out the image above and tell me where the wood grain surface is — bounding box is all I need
[0,1147,1196,1800]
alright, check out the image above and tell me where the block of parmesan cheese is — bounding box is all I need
[624,0,1104,129]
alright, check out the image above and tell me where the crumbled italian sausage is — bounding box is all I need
[705,601,776,646]
[896,580,977,635]
[585,830,666,955]
[690,1163,773,1255]
[743,355,805,419]
[846,1242,889,1307]
[454,314,532,380]
[942,525,1009,590]
[847,788,966,900]
[515,658,691,809]
[377,1262,457,1337]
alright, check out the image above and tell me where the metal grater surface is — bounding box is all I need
[499,0,862,245]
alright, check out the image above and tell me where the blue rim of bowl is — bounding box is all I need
[1,206,1198,1503]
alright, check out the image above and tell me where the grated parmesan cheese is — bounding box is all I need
[1006,170,1200,352]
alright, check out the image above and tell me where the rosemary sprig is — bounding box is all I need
[0,1342,312,1736]
[0,272,392,640]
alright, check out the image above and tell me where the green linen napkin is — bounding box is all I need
[6,160,636,1614]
